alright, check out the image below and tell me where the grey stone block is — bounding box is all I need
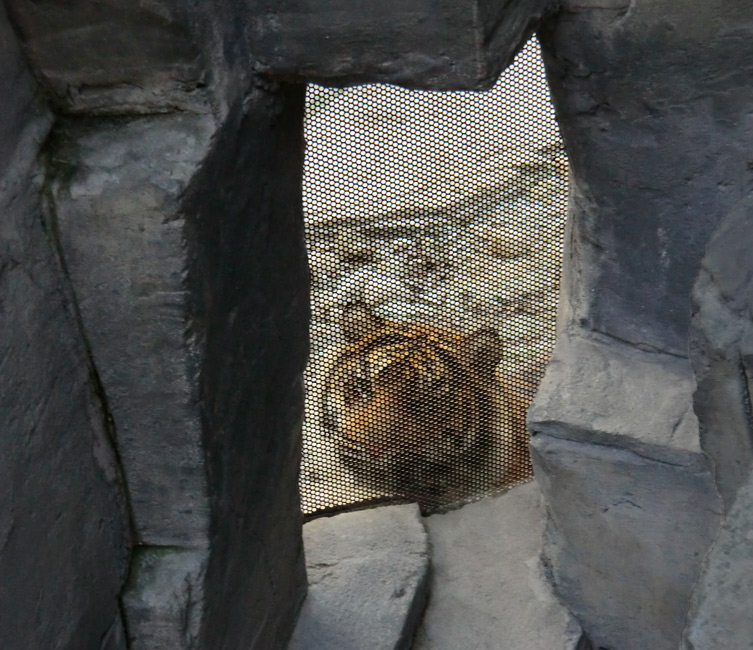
[531,434,721,650]
[683,191,753,648]
[539,0,753,356]
[122,548,209,650]
[4,0,210,115]
[528,331,703,466]
[0,6,131,649]
[248,0,554,90]
[47,84,310,649]
[51,114,215,548]
[414,482,586,650]
[289,504,430,650]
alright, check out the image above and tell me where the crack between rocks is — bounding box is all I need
[534,424,700,468]
[668,406,687,444]
[739,358,753,447]
[585,326,688,359]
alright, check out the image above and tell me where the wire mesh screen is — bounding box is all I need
[301,37,567,517]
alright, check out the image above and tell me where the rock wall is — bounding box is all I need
[3,1,309,648]
[528,2,753,648]
[4,0,753,649]
[683,194,753,648]
[0,4,130,648]
[524,2,753,648]
[38,72,309,650]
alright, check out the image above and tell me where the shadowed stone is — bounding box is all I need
[0,5,131,649]
[46,84,310,649]
[247,0,555,89]
[683,194,753,648]
[4,0,209,114]
[51,114,215,547]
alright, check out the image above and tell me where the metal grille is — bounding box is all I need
[301,37,567,517]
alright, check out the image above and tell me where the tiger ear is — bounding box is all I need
[460,328,504,377]
[340,302,385,342]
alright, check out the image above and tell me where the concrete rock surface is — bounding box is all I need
[51,114,215,547]
[684,193,753,648]
[531,434,721,650]
[249,0,555,90]
[288,504,430,650]
[682,474,753,650]
[0,5,131,649]
[540,0,753,356]
[413,482,586,650]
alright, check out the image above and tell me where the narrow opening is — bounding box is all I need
[301,37,567,518]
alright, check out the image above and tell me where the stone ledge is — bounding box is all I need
[528,330,705,468]
[289,504,429,650]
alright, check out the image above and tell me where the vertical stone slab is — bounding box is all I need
[51,115,214,548]
[0,5,131,649]
[48,82,309,649]
[538,0,753,356]
[182,83,309,650]
[49,115,214,646]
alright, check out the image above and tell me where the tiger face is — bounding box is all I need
[319,303,529,507]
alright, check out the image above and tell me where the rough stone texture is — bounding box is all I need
[689,194,753,508]
[4,0,558,113]
[682,474,753,650]
[4,0,210,115]
[528,3,753,647]
[539,0,753,357]
[7,1,753,649]
[288,504,429,650]
[51,114,215,548]
[529,332,703,466]
[183,85,310,650]
[122,548,209,650]
[530,434,721,650]
[0,4,131,649]
[414,482,587,650]
[43,82,310,649]
[683,195,753,648]
[528,330,723,649]
[247,0,555,89]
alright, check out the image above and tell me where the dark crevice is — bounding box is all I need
[587,326,688,360]
[739,358,753,446]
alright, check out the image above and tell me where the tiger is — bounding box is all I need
[316,303,533,510]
